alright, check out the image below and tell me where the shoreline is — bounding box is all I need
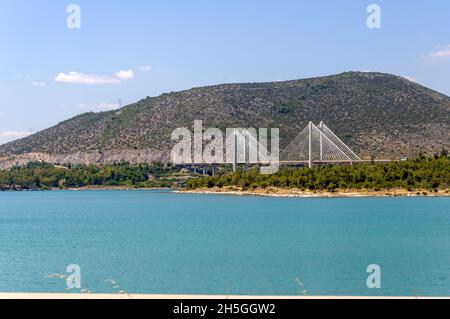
[180,187,450,198]
[2,186,450,198]
[60,186,173,191]
[0,186,174,192]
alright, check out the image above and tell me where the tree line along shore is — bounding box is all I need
[0,153,449,194]
[186,153,450,195]
[0,162,189,190]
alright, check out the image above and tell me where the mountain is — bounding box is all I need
[0,72,449,168]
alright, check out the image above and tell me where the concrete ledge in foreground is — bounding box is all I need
[0,293,448,299]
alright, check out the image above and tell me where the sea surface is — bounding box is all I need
[0,190,449,296]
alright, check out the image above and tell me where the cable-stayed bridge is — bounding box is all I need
[178,121,391,175]
[226,121,392,172]
[282,121,361,168]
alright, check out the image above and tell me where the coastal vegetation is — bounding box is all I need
[0,162,189,190]
[186,153,450,193]
[1,153,449,194]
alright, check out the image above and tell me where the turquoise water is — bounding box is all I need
[0,190,449,296]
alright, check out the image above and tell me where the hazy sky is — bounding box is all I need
[1,0,449,144]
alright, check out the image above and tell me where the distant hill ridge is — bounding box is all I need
[0,72,449,167]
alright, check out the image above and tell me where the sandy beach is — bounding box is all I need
[181,187,450,198]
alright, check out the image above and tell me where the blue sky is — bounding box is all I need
[1,0,449,144]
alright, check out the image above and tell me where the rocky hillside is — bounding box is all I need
[0,72,449,167]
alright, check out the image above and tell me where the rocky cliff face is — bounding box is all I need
[1,71,449,167]
[0,149,170,170]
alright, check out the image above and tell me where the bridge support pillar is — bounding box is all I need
[319,121,324,162]
[308,121,313,168]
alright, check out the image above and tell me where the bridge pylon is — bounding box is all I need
[284,121,361,167]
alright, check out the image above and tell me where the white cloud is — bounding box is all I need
[0,112,5,117]
[429,49,450,58]
[55,72,121,85]
[55,69,136,84]
[115,69,135,81]
[1,130,31,140]
[31,81,46,87]
[14,74,46,87]
[14,74,32,80]
[402,75,416,83]
[76,102,121,112]
[139,65,152,71]
[425,45,450,59]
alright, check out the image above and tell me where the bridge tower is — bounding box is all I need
[308,121,313,168]
[284,121,361,167]
[319,121,324,163]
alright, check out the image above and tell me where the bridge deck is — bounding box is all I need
[181,159,393,166]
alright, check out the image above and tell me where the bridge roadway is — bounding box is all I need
[176,159,395,176]
[184,159,393,166]
[277,159,393,164]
